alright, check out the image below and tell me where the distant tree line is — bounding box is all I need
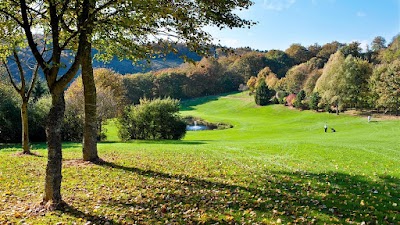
[1,35,399,143]
[250,35,400,117]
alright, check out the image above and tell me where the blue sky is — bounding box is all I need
[206,0,400,51]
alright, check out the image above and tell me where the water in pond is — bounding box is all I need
[186,121,209,131]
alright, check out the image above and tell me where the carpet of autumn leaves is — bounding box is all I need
[0,146,398,225]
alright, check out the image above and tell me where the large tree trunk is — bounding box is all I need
[43,93,65,208]
[21,100,30,154]
[81,33,99,162]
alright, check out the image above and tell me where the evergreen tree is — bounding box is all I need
[309,92,321,111]
[294,90,306,109]
[255,79,273,106]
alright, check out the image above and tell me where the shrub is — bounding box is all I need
[275,91,287,104]
[0,83,21,142]
[118,98,186,141]
[285,94,297,106]
[63,105,84,142]
[293,90,307,109]
[29,95,51,142]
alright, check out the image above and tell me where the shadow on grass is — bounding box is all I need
[134,140,209,145]
[100,140,210,145]
[61,203,122,225]
[180,92,237,111]
[90,160,399,224]
[0,142,82,151]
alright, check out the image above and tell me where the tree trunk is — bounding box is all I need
[21,100,30,154]
[43,93,65,208]
[81,35,99,162]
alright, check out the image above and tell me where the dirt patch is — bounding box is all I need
[63,159,96,168]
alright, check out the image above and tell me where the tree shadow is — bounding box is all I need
[94,160,399,224]
[14,151,44,158]
[0,143,21,150]
[180,92,237,111]
[60,203,122,225]
[130,140,210,145]
[0,142,82,151]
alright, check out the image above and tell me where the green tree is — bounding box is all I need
[308,43,322,58]
[303,69,322,96]
[0,17,41,154]
[0,0,254,208]
[379,35,400,63]
[317,41,344,60]
[65,68,126,141]
[281,63,310,94]
[285,43,312,65]
[340,41,362,58]
[255,78,273,106]
[370,60,400,115]
[265,50,294,78]
[315,52,372,114]
[371,36,386,52]
[153,69,187,99]
[293,90,306,109]
[314,52,345,114]
[31,79,49,102]
[231,52,267,81]
[308,92,321,111]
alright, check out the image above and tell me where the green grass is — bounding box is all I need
[0,92,399,224]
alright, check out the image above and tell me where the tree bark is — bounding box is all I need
[81,27,99,162]
[43,92,65,208]
[21,100,30,154]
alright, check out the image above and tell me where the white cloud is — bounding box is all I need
[262,0,296,11]
[357,11,366,17]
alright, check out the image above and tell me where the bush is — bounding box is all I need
[118,98,186,141]
[29,95,51,142]
[275,91,287,104]
[63,106,84,142]
[0,83,21,142]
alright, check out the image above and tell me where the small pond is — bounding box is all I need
[186,121,210,131]
[184,116,233,131]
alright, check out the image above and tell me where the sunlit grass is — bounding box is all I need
[0,92,399,224]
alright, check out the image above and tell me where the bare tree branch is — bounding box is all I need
[2,59,21,93]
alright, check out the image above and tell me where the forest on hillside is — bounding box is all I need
[1,34,399,143]
[113,34,400,114]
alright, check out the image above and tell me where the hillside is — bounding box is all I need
[93,48,202,75]
[4,45,202,81]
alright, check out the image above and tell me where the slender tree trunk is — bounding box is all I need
[43,92,65,208]
[79,0,98,162]
[21,100,30,154]
[81,31,98,162]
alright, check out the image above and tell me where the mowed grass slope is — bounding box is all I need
[0,92,399,224]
